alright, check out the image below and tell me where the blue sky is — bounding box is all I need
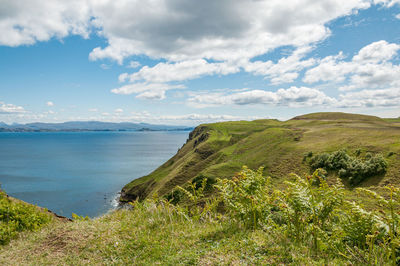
[0,0,399,125]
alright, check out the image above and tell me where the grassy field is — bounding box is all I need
[121,112,400,205]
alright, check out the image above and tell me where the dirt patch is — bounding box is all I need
[36,228,81,254]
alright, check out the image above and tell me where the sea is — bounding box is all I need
[0,131,189,218]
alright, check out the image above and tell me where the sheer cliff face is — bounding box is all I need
[120,113,400,202]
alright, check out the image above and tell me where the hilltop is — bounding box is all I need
[121,112,400,203]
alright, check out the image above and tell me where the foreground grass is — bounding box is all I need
[0,204,349,265]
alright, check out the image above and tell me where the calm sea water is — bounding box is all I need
[0,131,188,218]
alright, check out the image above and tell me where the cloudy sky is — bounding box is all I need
[0,0,399,125]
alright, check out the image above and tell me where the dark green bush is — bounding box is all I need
[310,150,387,185]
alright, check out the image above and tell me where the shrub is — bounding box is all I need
[310,150,387,185]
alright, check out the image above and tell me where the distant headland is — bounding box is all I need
[0,121,193,132]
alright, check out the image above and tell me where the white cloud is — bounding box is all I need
[243,46,316,84]
[88,0,371,63]
[2,0,400,108]
[0,102,25,114]
[188,87,336,108]
[353,40,400,63]
[303,40,400,91]
[396,13,400,19]
[88,108,98,112]
[187,84,400,110]
[111,82,185,100]
[0,0,91,46]
[114,108,123,113]
[338,87,400,107]
[46,101,54,107]
[127,61,141,69]
[374,0,400,7]
[124,59,239,84]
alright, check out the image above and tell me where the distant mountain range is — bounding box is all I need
[0,121,193,132]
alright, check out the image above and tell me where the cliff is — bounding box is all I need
[120,112,400,202]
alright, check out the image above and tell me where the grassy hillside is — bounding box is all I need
[121,112,400,203]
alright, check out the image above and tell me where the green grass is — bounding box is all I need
[0,204,323,265]
[0,200,367,265]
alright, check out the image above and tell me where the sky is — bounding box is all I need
[0,0,400,126]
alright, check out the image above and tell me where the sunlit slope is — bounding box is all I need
[121,112,400,201]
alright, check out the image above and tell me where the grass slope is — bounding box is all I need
[121,112,400,202]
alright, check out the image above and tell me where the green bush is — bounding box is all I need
[0,190,52,245]
[310,150,387,185]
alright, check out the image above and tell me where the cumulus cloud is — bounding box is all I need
[353,40,400,63]
[188,87,337,108]
[111,82,185,100]
[0,0,91,46]
[88,0,371,64]
[338,87,400,107]
[122,59,239,84]
[396,13,400,19]
[46,101,54,107]
[2,0,400,109]
[0,102,25,114]
[188,84,400,110]
[243,46,316,84]
[304,40,400,91]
